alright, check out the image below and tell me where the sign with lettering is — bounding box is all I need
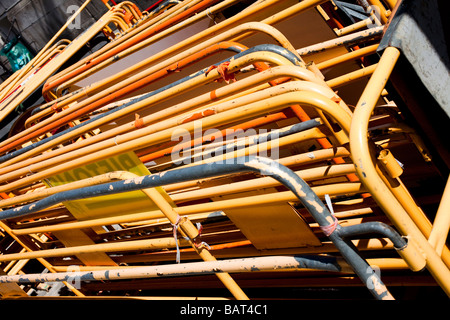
[46,152,174,223]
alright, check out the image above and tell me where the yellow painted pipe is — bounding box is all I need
[367,0,390,24]
[297,26,384,56]
[8,25,301,154]
[45,0,200,83]
[49,0,329,102]
[165,146,351,192]
[51,0,246,95]
[11,147,352,236]
[316,44,379,70]
[0,40,71,106]
[0,237,188,262]
[335,17,374,37]
[8,170,249,300]
[0,0,92,102]
[0,9,134,123]
[0,171,135,209]
[46,18,302,112]
[12,161,354,236]
[0,61,340,177]
[9,182,365,240]
[0,84,351,188]
[326,63,378,88]
[0,60,329,177]
[428,176,450,256]
[99,239,398,265]
[349,46,450,297]
[175,183,366,216]
[147,126,327,171]
[140,180,249,300]
[43,0,301,101]
[52,257,410,273]
[171,164,356,203]
[0,50,293,174]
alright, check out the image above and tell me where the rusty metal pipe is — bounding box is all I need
[0,42,300,158]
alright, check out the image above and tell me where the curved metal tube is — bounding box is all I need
[0,156,394,299]
[338,221,406,249]
[29,19,301,122]
[44,0,204,83]
[0,88,348,192]
[0,0,91,103]
[24,40,250,128]
[0,9,134,123]
[48,0,252,96]
[349,46,450,297]
[44,0,309,98]
[3,169,249,300]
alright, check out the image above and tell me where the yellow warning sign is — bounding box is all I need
[46,152,174,223]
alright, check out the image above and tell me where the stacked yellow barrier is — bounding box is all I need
[0,0,448,300]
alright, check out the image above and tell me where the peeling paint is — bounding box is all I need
[307,199,324,214]
[325,215,335,225]
[246,158,307,197]
[368,274,387,296]
[132,176,145,185]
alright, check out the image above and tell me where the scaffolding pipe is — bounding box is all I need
[48,0,248,96]
[42,0,224,99]
[0,221,84,297]
[29,20,302,126]
[0,237,188,262]
[4,170,249,300]
[316,44,379,70]
[0,0,92,103]
[0,54,327,172]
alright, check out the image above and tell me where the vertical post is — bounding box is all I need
[349,46,450,297]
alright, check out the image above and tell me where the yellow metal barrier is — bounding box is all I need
[0,0,448,300]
